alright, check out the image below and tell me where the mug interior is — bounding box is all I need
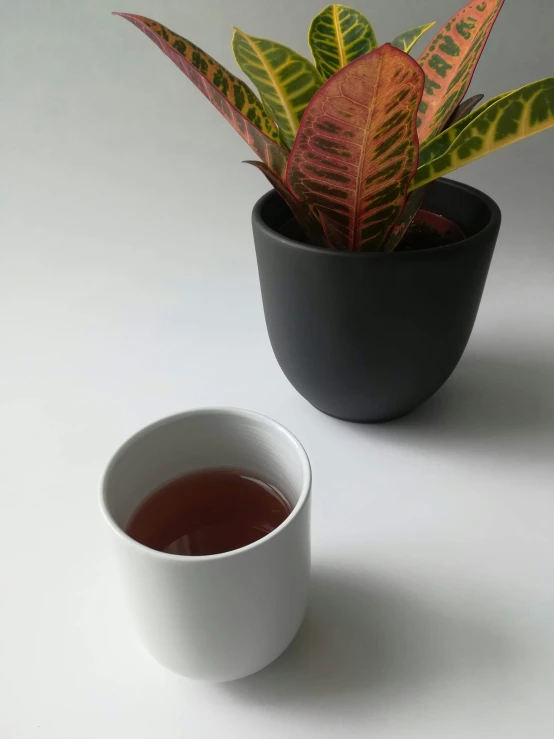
[102,408,310,534]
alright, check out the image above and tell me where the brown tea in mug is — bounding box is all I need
[126,468,292,556]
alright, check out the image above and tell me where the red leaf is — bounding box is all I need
[286,44,424,252]
[245,161,327,246]
[115,13,288,177]
[414,210,465,242]
[382,188,426,251]
[417,0,504,141]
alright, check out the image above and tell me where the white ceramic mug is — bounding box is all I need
[100,408,311,681]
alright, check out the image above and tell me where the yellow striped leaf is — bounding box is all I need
[308,4,378,81]
[411,77,554,190]
[232,29,323,150]
[391,23,436,54]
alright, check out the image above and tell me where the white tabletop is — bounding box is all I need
[2,1,554,737]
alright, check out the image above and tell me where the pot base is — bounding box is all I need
[309,400,420,424]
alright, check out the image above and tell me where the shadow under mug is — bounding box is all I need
[100,408,312,681]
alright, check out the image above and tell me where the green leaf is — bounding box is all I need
[308,4,378,81]
[411,77,554,190]
[245,161,327,246]
[391,22,436,54]
[232,28,323,150]
[115,14,288,177]
[418,90,510,167]
[417,0,505,141]
[286,44,424,252]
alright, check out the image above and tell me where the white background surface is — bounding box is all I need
[2,0,554,737]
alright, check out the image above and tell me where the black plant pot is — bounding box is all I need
[252,178,502,423]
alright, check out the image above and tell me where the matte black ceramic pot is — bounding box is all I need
[252,178,501,423]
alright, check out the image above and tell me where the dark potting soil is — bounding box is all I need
[278,218,464,252]
[396,221,457,251]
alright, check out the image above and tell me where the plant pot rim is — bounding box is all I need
[252,177,501,258]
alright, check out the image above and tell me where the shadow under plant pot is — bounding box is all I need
[253,178,502,423]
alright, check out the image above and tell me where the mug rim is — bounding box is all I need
[100,407,312,562]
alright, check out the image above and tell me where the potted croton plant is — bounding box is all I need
[116,1,553,422]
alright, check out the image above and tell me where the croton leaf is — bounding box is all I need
[286,44,424,252]
[446,93,484,127]
[418,89,510,167]
[417,0,505,141]
[383,92,484,250]
[245,160,327,246]
[308,4,378,81]
[411,77,554,190]
[391,22,436,54]
[382,188,427,251]
[115,14,288,177]
[414,210,465,242]
[232,29,323,150]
